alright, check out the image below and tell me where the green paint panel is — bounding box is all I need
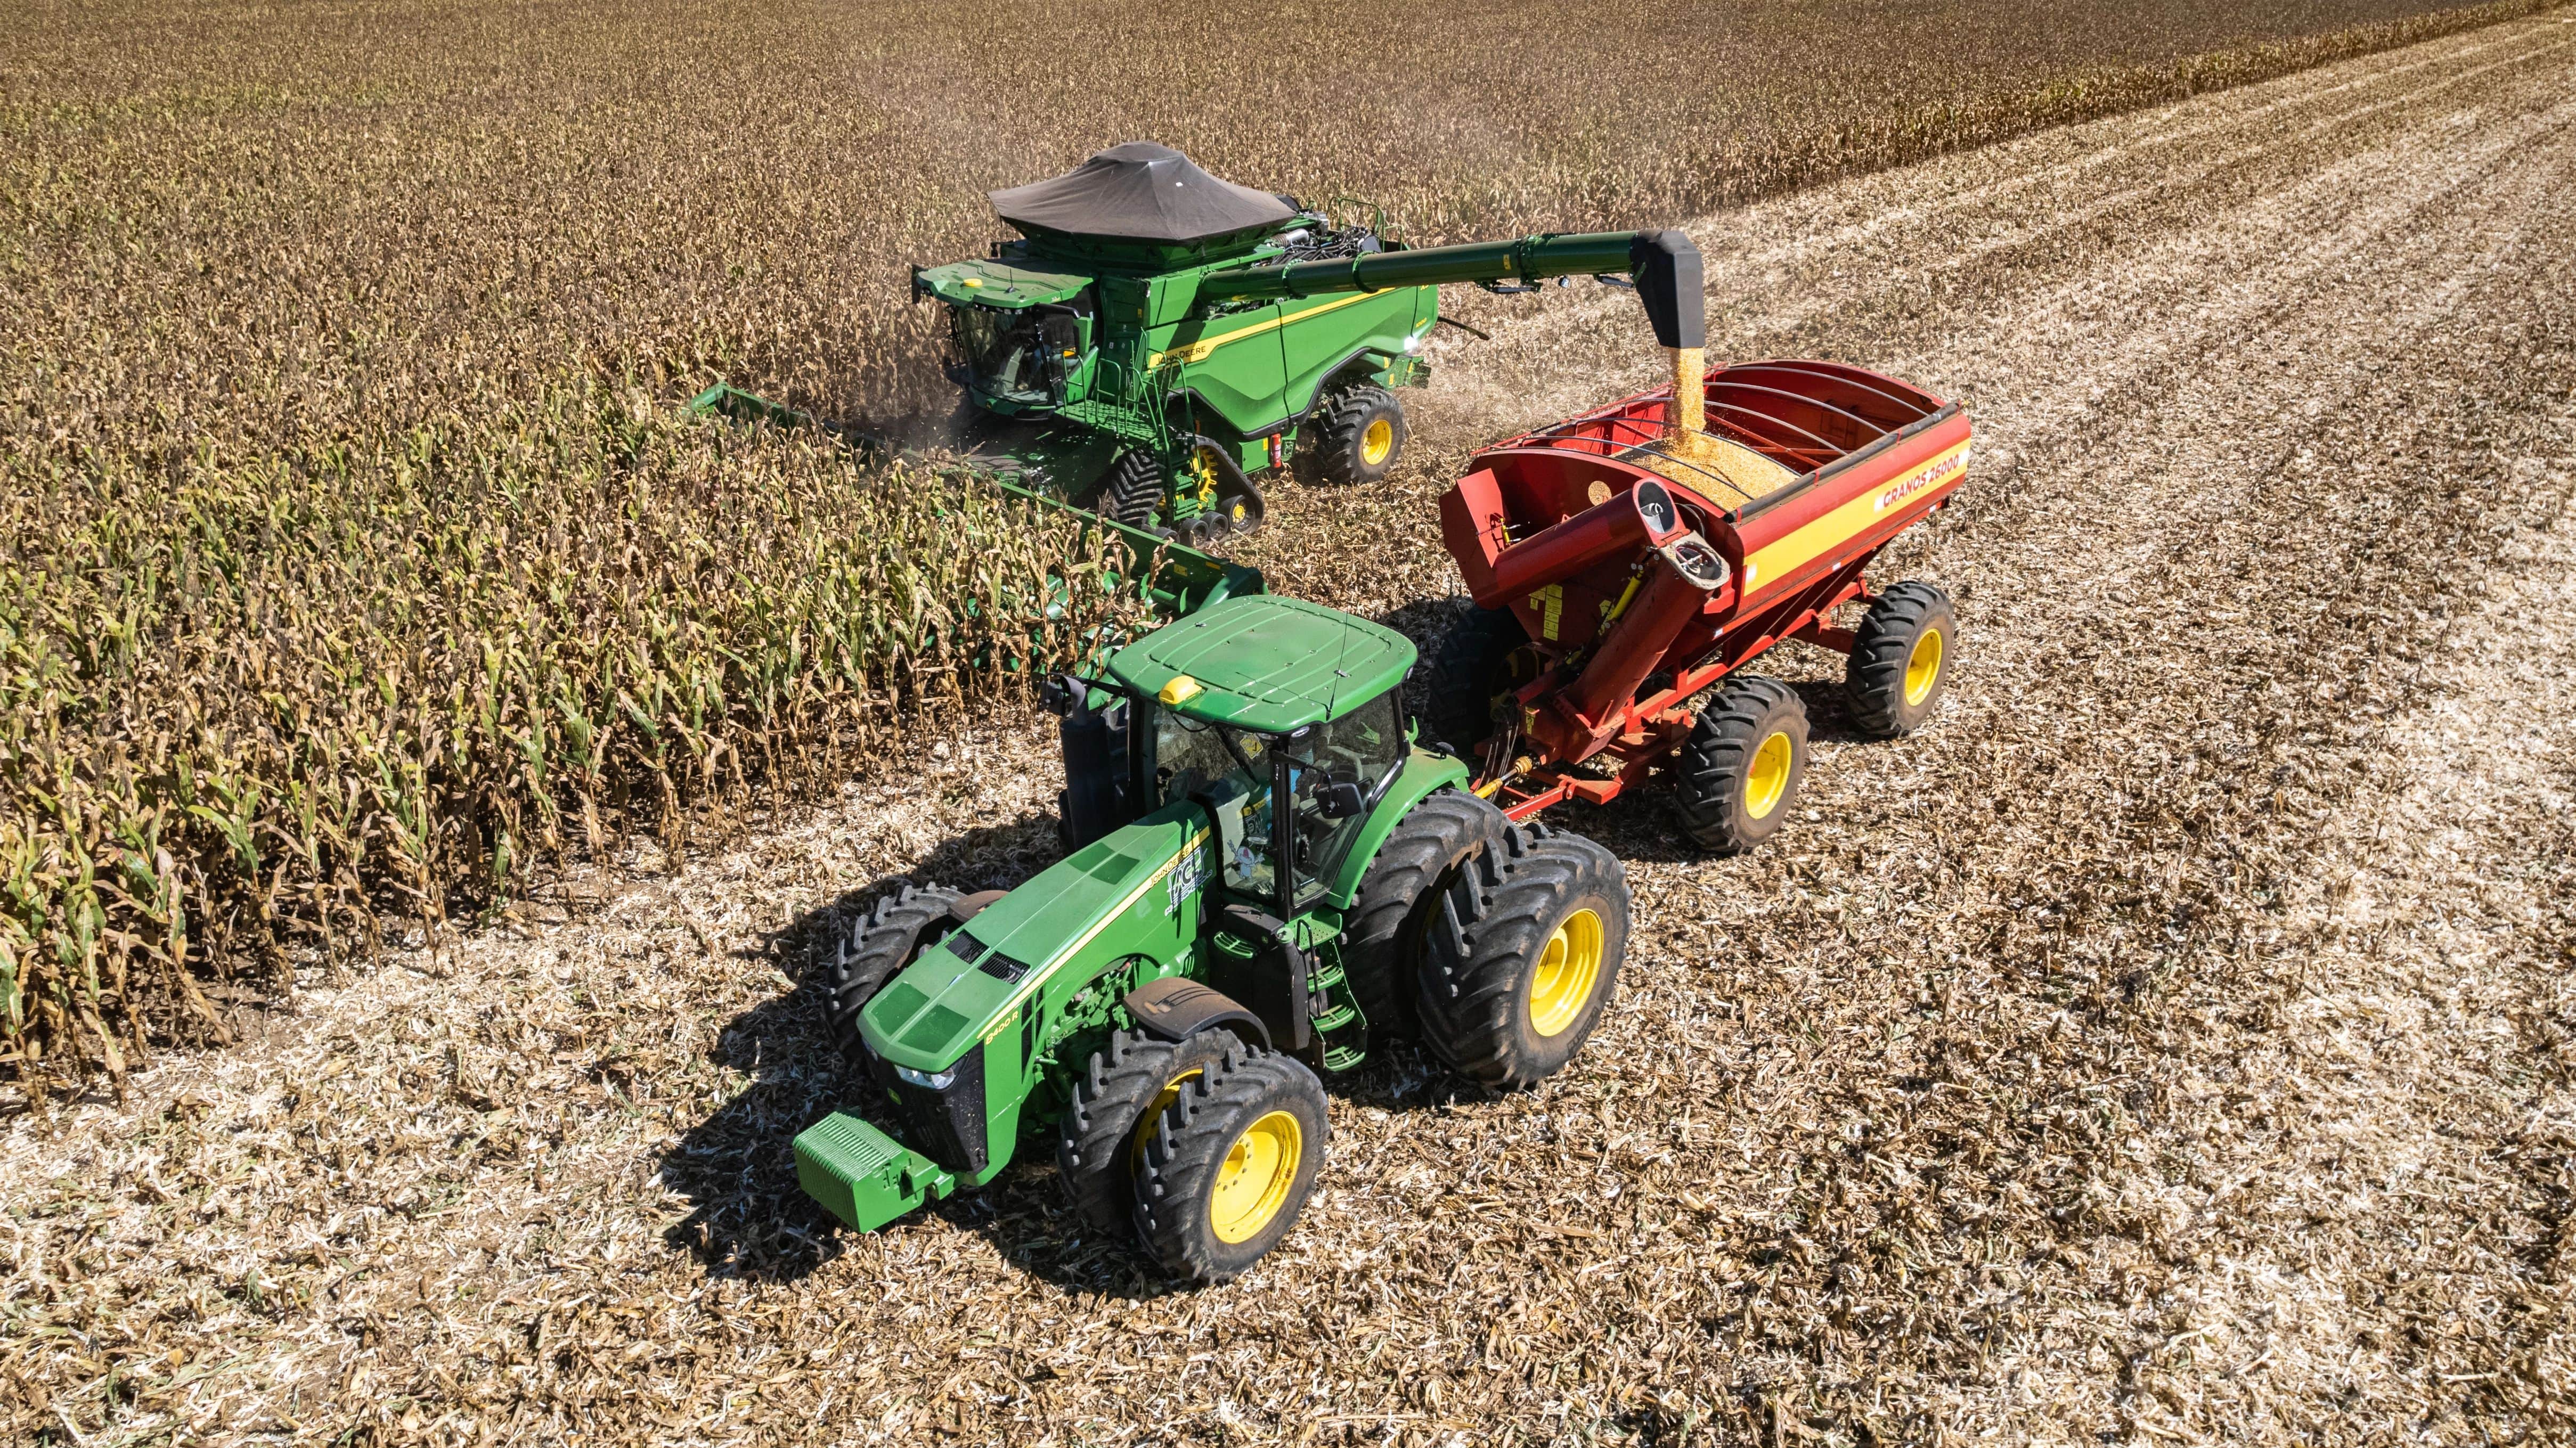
[1107,594,1414,733]
[916,259,1093,308]
[858,810,1204,1072]
[1318,752,1473,908]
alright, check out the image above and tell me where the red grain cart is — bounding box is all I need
[1428,358,1970,850]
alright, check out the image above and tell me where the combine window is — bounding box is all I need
[947,302,1086,406]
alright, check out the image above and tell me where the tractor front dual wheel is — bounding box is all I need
[1132,1046,1330,1284]
[1315,385,1406,486]
[826,883,965,1074]
[1055,1026,1242,1235]
[1845,581,1957,738]
[1416,824,1631,1090]
[1672,676,1809,854]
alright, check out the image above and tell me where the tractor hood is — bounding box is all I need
[913,258,1094,309]
[859,807,1209,1071]
[1108,594,1414,733]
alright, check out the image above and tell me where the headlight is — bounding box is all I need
[894,1064,957,1091]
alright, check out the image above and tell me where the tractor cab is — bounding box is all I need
[1049,593,1416,921]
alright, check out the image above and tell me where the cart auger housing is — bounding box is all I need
[1426,359,1972,852]
[794,593,1633,1283]
[910,141,1705,539]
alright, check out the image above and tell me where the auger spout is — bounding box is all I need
[1197,228,1705,406]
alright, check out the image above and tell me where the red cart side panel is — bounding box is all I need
[1730,413,1970,604]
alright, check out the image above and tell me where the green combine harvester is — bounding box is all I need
[906,141,1701,538]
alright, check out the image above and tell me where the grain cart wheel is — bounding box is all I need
[1672,676,1808,854]
[1845,582,1957,738]
[826,883,964,1073]
[1133,1047,1330,1283]
[1342,788,1505,1043]
[1421,606,1534,752]
[1315,384,1406,486]
[1083,449,1167,531]
[1056,1026,1246,1237]
[1415,824,1631,1090]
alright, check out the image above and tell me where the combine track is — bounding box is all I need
[8,14,2573,1445]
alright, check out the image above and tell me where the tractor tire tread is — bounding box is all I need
[825,882,963,1072]
[1055,1027,1242,1238]
[1845,581,1957,739]
[1342,788,1504,1044]
[1414,827,1628,1090]
[1132,1048,1331,1284]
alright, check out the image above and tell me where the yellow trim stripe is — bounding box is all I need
[1150,291,1384,367]
[976,827,1213,1041]
[1741,441,1969,598]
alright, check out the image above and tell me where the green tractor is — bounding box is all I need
[795,593,1634,1282]
[913,141,1702,540]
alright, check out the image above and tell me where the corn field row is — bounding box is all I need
[0,383,1145,1099]
[2,0,2539,1096]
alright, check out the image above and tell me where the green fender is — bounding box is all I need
[1319,747,1474,911]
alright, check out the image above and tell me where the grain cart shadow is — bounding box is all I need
[656,815,1062,1283]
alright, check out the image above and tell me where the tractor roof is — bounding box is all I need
[1108,594,1414,734]
[990,142,1297,244]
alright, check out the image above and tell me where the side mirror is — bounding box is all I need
[1316,780,1367,820]
[1038,673,1080,717]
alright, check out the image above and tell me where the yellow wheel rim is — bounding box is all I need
[1904,627,1944,706]
[1209,1110,1302,1244]
[1527,907,1605,1038]
[1359,416,1394,467]
[1744,731,1793,820]
[1130,1068,1202,1173]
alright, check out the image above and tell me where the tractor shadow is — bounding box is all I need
[655,798,1515,1297]
[655,814,1064,1285]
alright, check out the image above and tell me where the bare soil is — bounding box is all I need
[7,15,2575,1445]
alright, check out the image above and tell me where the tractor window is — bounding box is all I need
[1154,709,1276,901]
[1282,693,1406,903]
[948,305,1083,406]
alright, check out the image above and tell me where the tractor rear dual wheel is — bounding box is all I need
[1416,824,1631,1090]
[826,883,964,1074]
[1132,1045,1330,1284]
[1341,788,1505,1044]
